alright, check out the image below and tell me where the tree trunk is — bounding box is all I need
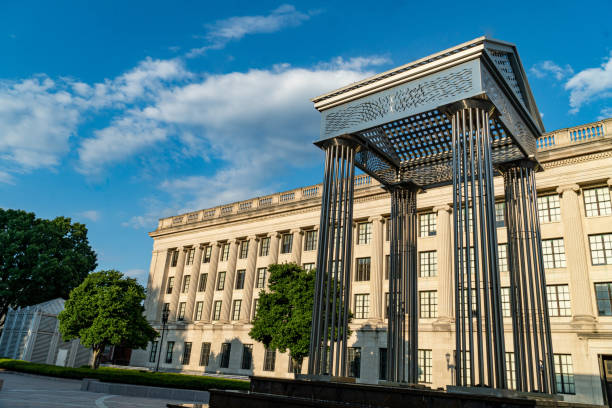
[92,345,104,369]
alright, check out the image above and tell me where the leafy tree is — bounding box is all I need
[58,270,157,369]
[0,208,97,324]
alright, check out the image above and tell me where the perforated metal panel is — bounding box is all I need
[487,50,525,105]
[31,333,52,363]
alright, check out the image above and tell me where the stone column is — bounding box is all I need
[184,244,204,322]
[202,243,221,323]
[269,232,281,264]
[154,250,173,321]
[369,216,384,321]
[434,205,453,328]
[169,247,187,321]
[291,229,304,265]
[220,240,239,322]
[241,236,260,322]
[557,184,596,324]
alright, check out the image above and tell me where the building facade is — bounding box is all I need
[131,117,612,405]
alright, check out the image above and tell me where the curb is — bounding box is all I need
[81,378,209,402]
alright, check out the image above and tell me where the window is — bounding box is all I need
[460,247,476,273]
[460,206,474,230]
[542,239,566,269]
[163,303,170,314]
[355,257,371,281]
[506,352,516,390]
[177,302,186,320]
[419,213,437,237]
[385,254,390,279]
[220,243,230,261]
[232,300,242,320]
[182,275,191,293]
[256,268,267,288]
[357,222,372,244]
[194,301,203,321]
[186,248,195,265]
[418,349,432,383]
[554,354,575,394]
[303,263,315,271]
[252,299,259,319]
[259,237,270,256]
[462,288,478,315]
[165,341,174,363]
[181,342,192,365]
[589,233,612,265]
[149,341,158,363]
[595,283,612,316]
[281,233,293,254]
[199,342,211,366]
[166,277,174,294]
[537,195,561,223]
[419,251,437,277]
[217,272,226,290]
[288,355,302,374]
[455,350,472,386]
[501,287,511,318]
[235,270,245,289]
[495,202,505,228]
[348,347,361,378]
[385,293,389,319]
[241,344,253,369]
[354,294,369,319]
[304,230,317,251]
[385,219,390,241]
[239,240,249,259]
[379,348,387,380]
[212,301,222,320]
[198,273,208,292]
[263,348,276,371]
[584,186,612,217]
[220,343,231,368]
[170,250,179,267]
[202,245,212,263]
[419,291,438,318]
[498,244,508,272]
[547,285,571,317]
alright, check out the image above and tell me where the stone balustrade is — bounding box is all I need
[537,117,611,151]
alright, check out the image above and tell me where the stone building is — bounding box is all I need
[131,117,612,405]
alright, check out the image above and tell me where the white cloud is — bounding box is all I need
[565,52,612,113]
[79,210,101,222]
[598,107,612,120]
[187,4,311,57]
[530,60,573,80]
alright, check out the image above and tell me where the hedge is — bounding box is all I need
[0,359,250,391]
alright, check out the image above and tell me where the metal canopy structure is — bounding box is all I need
[308,37,555,393]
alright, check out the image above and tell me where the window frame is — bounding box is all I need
[216,271,226,290]
[419,290,438,318]
[355,257,371,281]
[220,343,232,368]
[354,293,369,319]
[199,342,211,366]
[259,237,270,256]
[589,233,612,265]
[212,300,222,321]
[583,186,612,217]
[357,222,372,245]
[304,230,317,251]
[281,233,293,254]
[198,273,208,292]
[232,299,242,321]
[419,212,437,237]
[165,341,174,364]
[419,251,437,277]
[235,269,246,289]
[181,342,192,365]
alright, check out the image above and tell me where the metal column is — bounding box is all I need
[308,138,356,378]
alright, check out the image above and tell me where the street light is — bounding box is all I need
[155,307,170,373]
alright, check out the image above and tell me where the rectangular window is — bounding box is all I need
[506,352,516,390]
[354,294,369,319]
[498,244,508,272]
[181,342,192,365]
[165,341,174,364]
[542,238,566,269]
[379,348,387,380]
[194,301,203,321]
[554,354,575,394]
[385,293,389,319]
[232,300,242,320]
[589,233,612,265]
[220,243,230,261]
[419,251,437,277]
[546,285,571,317]
[385,219,390,241]
[239,240,249,259]
[355,257,371,281]
[220,343,231,368]
[460,207,474,230]
[186,248,195,265]
[501,287,511,318]
[385,254,390,279]
[462,288,478,315]
[303,262,315,271]
[170,250,179,267]
[304,230,317,251]
[584,186,612,217]
[419,291,438,318]
[461,247,476,273]
[217,271,226,290]
[203,245,212,263]
[163,302,170,313]
[256,268,267,288]
[198,273,208,292]
[241,344,253,369]
[281,233,293,254]
[182,275,191,293]
[495,202,506,228]
[288,355,302,374]
[357,222,372,245]
[419,213,437,237]
[259,237,270,256]
[455,350,472,386]
[199,342,211,366]
[212,300,222,320]
[263,348,276,371]
[177,302,186,320]
[149,341,158,363]
[537,195,561,223]
[252,299,259,319]
[166,277,174,294]
[418,349,432,383]
[235,270,246,289]
[348,347,361,378]
[595,282,612,316]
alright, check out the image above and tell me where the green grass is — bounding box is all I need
[0,358,250,391]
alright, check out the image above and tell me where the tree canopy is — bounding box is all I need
[0,208,97,324]
[58,270,157,368]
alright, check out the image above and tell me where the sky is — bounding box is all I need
[1,0,611,285]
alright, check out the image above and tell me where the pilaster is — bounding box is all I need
[184,244,204,322]
[369,215,384,322]
[202,243,221,323]
[220,239,240,322]
[169,247,187,321]
[241,236,260,322]
[291,229,304,265]
[434,204,453,330]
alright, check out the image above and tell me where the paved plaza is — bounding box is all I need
[0,371,208,408]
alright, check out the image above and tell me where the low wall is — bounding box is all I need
[80,378,209,402]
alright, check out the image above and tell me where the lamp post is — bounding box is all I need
[155,308,170,373]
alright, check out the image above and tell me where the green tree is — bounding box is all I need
[0,208,97,324]
[58,270,157,369]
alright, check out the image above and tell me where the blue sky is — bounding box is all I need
[1,1,611,285]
